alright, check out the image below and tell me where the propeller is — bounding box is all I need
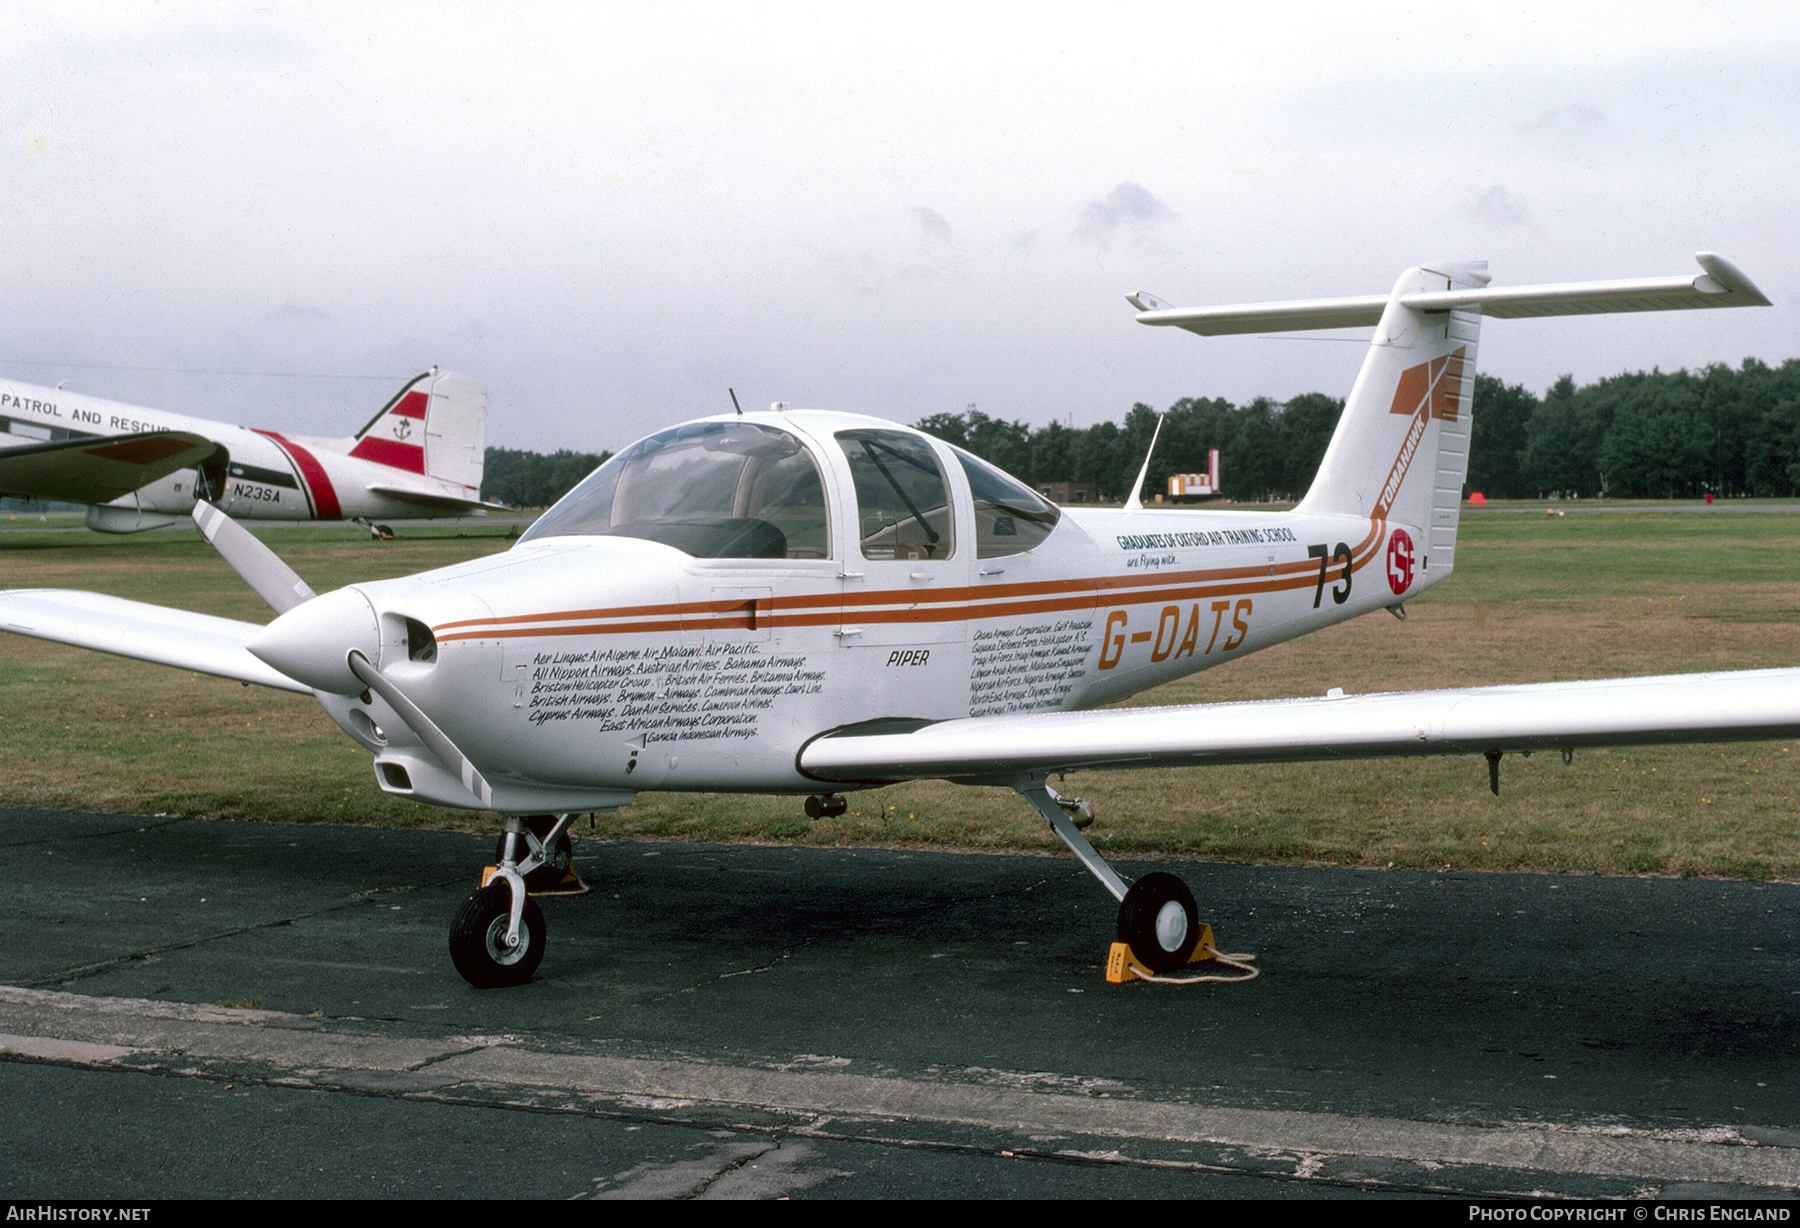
[193,500,316,613]
[191,500,495,808]
[346,649,493,807]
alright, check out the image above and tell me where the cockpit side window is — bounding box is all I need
[949,446,1062,558]
[521,422,830,559]
[835,429,955,561]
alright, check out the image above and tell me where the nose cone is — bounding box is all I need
[247,588,379,694]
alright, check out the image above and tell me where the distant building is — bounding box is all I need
[1038,481,1097,505]
[1166,448,1222,501]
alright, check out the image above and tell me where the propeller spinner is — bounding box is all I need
[192,500,493,806]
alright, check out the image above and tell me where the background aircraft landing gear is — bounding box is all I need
[448,883,545,987]
[1116,872,1200,974]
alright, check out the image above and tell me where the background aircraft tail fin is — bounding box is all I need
[347,370,488,495]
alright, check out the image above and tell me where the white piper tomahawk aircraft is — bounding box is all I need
[0,252,1783,987]
[0,368,497,532]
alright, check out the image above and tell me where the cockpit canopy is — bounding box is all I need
[522,421,830,558]
[521,418,1060,561]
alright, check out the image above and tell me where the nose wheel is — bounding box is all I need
[450,814,578,987]
[449,883,545,987]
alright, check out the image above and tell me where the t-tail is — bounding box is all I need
[1291,260,1485,584]
[1130,251,1770,590]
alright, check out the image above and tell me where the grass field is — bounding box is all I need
[2,507,1797,879]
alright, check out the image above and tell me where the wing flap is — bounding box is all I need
[0,432,217,503]
[1133,252,1770,336]
[798,670,1800,784]
[0,590,309,693]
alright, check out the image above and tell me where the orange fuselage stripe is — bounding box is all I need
[435,519,1385,643]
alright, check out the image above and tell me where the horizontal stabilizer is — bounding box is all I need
[0,589,308,693]
[800,668,1800,784]
[1132,252,1770,336]
[365,484,506,513]
[0,431,217,504]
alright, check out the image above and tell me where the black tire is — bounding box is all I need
[494,817,574,893]
[1116,872,1200,974]
[449,883,546,988]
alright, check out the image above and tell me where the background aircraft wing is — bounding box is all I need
[0,432,218,504]
[0,590,308,693]
[798,669,1800,785]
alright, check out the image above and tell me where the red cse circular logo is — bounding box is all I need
[1386,528,1415,595]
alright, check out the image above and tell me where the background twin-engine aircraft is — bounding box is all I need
[0,368,497,532]
[0,252,1785,987]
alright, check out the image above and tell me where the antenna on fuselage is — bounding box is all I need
[729,388,742,416]
[1123,408,1169,511]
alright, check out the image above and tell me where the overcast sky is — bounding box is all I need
[2,2,1794,454]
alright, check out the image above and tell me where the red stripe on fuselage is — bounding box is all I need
[253,430,341,520]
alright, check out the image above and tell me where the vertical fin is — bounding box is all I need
[343,370,488,497]
[1294,261,1486,581]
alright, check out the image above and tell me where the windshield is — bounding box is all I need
[521,421,829,559]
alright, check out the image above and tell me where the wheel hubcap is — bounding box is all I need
[1154,900,1188,953]
[484,917,528,965]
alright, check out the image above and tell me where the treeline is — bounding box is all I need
[925,358,1800,501]
[481,447,610,508]
[1481,358,1800,499]
[480,357,1800,509]
[918,394,1345,503]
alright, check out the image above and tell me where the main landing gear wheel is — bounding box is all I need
[1116,872,1201,974]
[494,816,574,893]
[449,884,545,988]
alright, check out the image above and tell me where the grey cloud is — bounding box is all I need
[1075,183,1175,247]
[910,207,953,241]
[1468,185,1530,226]
[1520,103,1606,134]
[256,303,336,330]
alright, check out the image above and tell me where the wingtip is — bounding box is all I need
[1694,252,1771,306]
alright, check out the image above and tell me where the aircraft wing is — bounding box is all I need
[364,484,507,513]
[0,432,218,504]
[0,590,308,694]
[798,669,1800,785]
[1131,252,1771,336]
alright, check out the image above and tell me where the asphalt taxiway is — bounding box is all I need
[2,808,1797,1199]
